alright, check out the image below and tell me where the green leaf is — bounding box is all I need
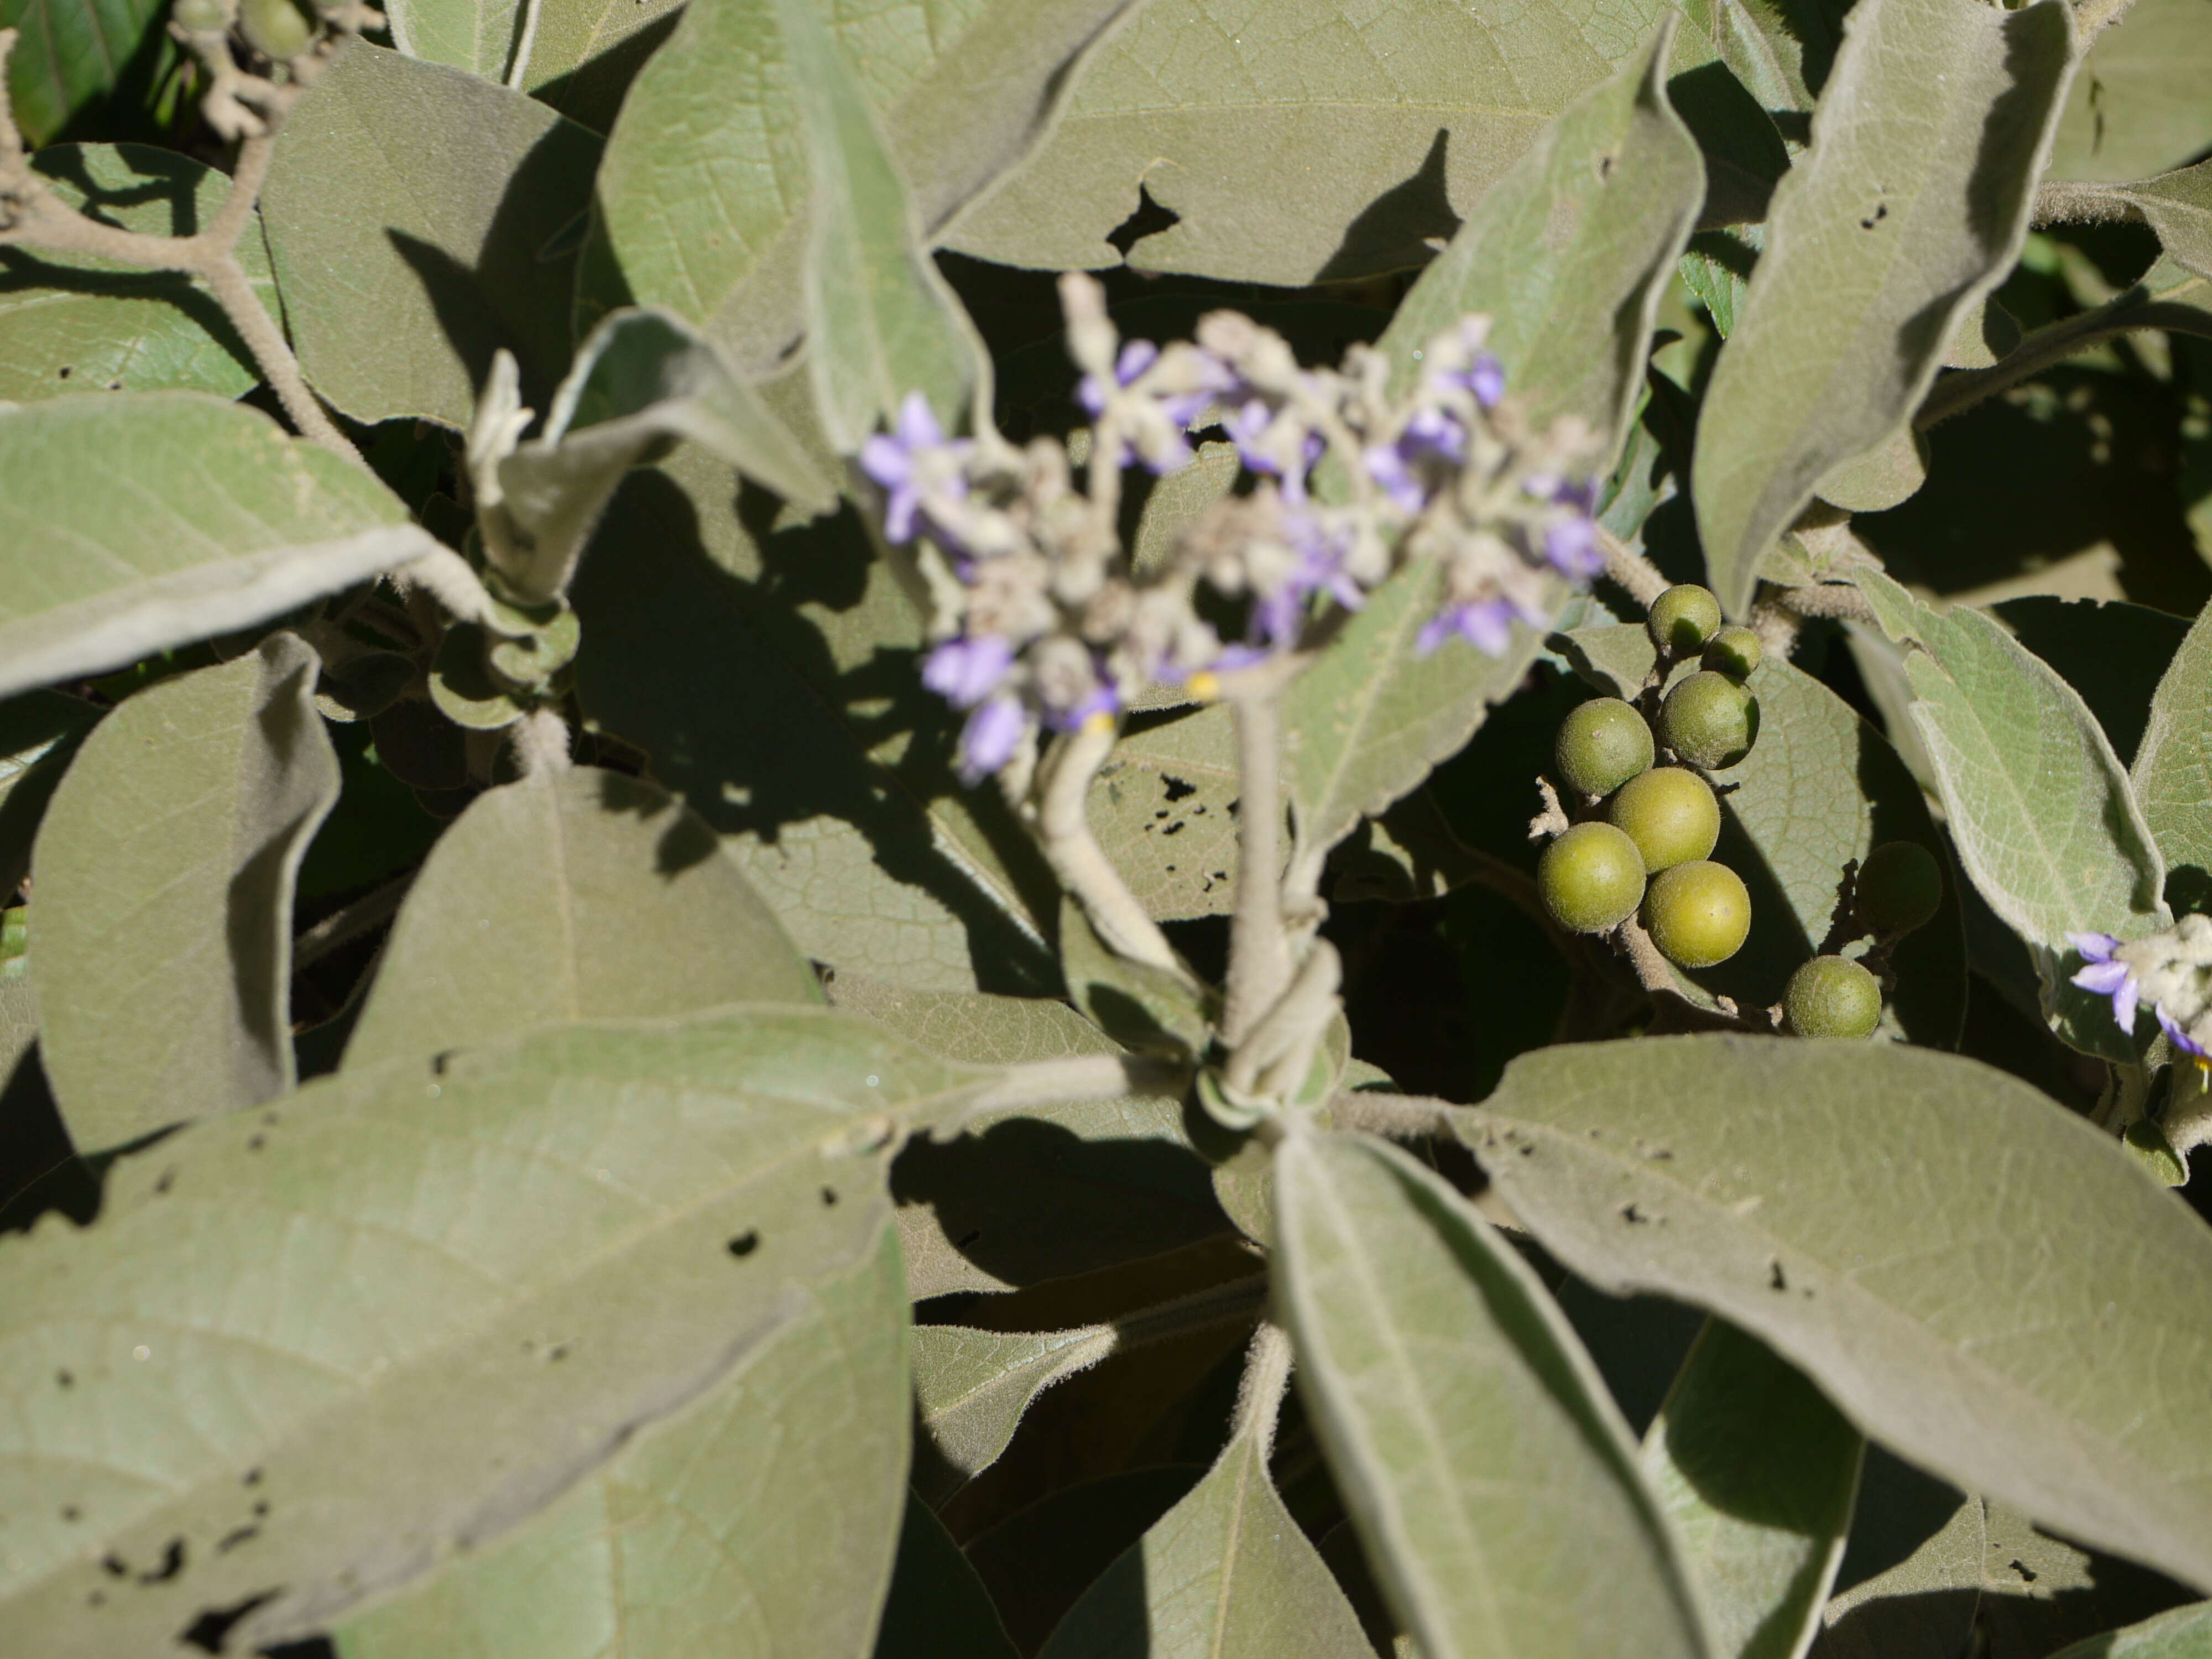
[825,973,1223,1296]
[911,1321,1117,1501]
[27,635,336,1153]
[385,0,681,128]
[2050,1601,2212,1659]
[0,144,278,402]
[2050,0,2212,184]
[1856,570,2165,1056]
[872,1491,1019,1659]
[2112,160,2212,285]
[1089,704,1244,921]
[2134,593,2212,911]
[967,1467,1208,1652]
[346,765,822,1071]
[1991,596,2188,769]
[0,0,164,145]
[1285,556,1553,891]
[1671,0,1843,152]
[1979,1500,2200,1659]
[339,1209,911,1659]
[1036,1391,1375,1659]
[492,305,836,602]
[1272,1128,1712,1659]
[1809,1450,1984,1659]
[774,0,987,451]
[1691,0,2078,618]
[1462,1034,2212,1592]
[0,691,101,900]
[1642,1319,1863,1659]
[259,41,603,428]
[587,0,1138,374]
[0,1010,964,1653]
[570,443,1058,993]
[0,393,432,701]
[950,0,1673,286]
[385,0,525,83]
[1375,17,1704,459]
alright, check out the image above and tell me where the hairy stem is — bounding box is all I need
[1597,522,1670,607]
[1229,1321,1294,1463]
[0,28,359,464]
[293,870,414,971]
[963,1051,1188,1117]
[2031,179,2141,231]
[1917,275,2212,431]
[1222,692,1291,1047]
[1035,718,1187,978]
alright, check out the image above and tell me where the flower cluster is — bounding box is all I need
[2070,919,2212,1066]
[859,274,1604,786]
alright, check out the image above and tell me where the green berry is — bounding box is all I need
[1539,822,1647,935]
[172,0,230,30]
[1855,841,1943,936]
[1555,697,1654,799]
[1785,954,1883,1039]
[1642,859,1751,968]
[240,0,312,56]
[1607,766,1720,873]
[1660,671,1759,770]
[1702,625,1762,682]
[1647,584,1723,655]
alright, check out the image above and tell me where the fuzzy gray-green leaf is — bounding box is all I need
[2133,591,2212,912]
[1463,1035,2212,1592]
[28,635,336,1152]
[2114,159,2212,283]
[2048,1601,2212,1659]
[2049,0,2212,184]
[1692,0,2077,618]
[912,1322,1117,1501]
[346,765,822,1071]
[1857,570,2164,1056]
[260,42,603,427]
[1274,1129,1712,1659]
[0,394,432,701]
[0,1010,967,1655]
[1642,1319,1863,1659]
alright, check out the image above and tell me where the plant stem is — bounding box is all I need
[1033,718,1188,978]
[1916,275,2212,431]
[1229,1321,1294,1462]
[0,28,360,465]
[293,871,414,971]
[1222,692,1291,1047]
[1596,523,1669,607]
[964,1050,1188,1117]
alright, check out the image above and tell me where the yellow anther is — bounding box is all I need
[1186,671,1221,701]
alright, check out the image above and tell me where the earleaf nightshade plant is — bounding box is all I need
[1,0,2210,1653]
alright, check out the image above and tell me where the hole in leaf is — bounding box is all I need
[1767,1258,1788,1291]
[819,1186,838,1207]
[216,1525,258,1554]
[181,1589,280,1653]
[138,1538,186,1584]
[726,1230,760,1258]
[1106,183,1179,257]
[1160,775,1197,804]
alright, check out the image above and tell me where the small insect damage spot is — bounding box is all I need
[246,1136,265,1153]
[215,1524,259,1554]
[154,1168,178,1196]
[1160,774,1198,804]
[139,1538,186,1584]
[1860,201,1888,230]
[241,1468,262,1488]
[180,1589,281,1653]
[819,1186,839,1207]
[61,1505,81,1522]
[726,1230,760,1258]
[56,364,71,379]
[56,1368,73,1389]
[2008,1558,2038,1584]
[955,1229,983,1249]
[1768,1258,1788,1291]
[1618,1202,1653,1225]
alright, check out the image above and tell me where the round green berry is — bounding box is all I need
[1607,766,1720,873]
[1540,822,1647,935]
[1647,585,1723,655]
[1702,625,1762,682]
[1785,954,1883,1039]
[1660,671,1759,770]
[240,0,313,56]
[1642,859,1751,968]
[1855,841,1943,936]
[1555,697,1655,799]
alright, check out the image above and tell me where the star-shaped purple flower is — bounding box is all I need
[957,694,1027,784]
[1078,340,1160,417]
[2068,931,2141,1030]
[1545,514,1603,582]
[2157,1003,2208,1064]
[860,392,967,544]
[1417,597,1520,658]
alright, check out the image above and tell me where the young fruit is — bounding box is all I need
[240,0,313,56]
[1660,671,1759,769]
[1855,841,1943,935]
[1647,584,1722,655]
[1702,625,1762,682]
[1785,954,1883,1038]
[1555,697,1654,799]
[1607,766,1720,872]
[1540,822,1647,935]
[1642,859,1751,968]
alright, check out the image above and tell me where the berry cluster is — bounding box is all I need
[1536,580,1944,1038]
[1538,582,1762,969]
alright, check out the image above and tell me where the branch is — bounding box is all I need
[961,1051,1189,1118]
[0,27,361,464]
[1229,1321,1294,1464]
[2032,179,2141,230]
[1916,276,2212,431]
[1596,521,1669,607]
[293,870,413,970]
[1032,717,1189,979]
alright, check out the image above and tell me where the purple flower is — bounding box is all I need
[1230,400,1325,501]
[921,634,1015,709]
[1078,340,1160,417]
[1364,406,1468,514]
[2069,931,2141,1031]
[1545,514,1603,582]
[1417,598,1520,658]
[1045,681,1121,732]
[860,392,967,544]
[957,695,1027,784]
[2157,1003,2207,1064]
[1465,352,1505,408]
[1253,514,1366,645]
